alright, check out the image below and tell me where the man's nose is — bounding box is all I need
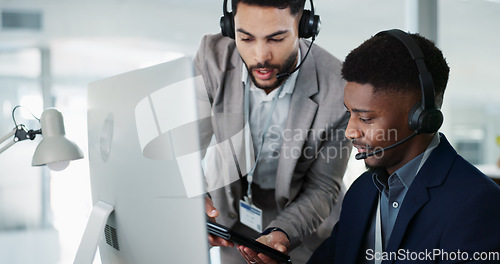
[345,120,362,140]
[254,42,272,64]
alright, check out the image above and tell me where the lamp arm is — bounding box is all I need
[0,129,16,154]
[0,125,41,154]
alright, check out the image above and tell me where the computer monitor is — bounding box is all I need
[75,57,210,264]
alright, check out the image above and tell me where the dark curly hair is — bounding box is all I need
[232,0,306,16]
[342,32,450,107]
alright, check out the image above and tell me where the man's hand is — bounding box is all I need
[205,195,234,247]
[237,231,290,264]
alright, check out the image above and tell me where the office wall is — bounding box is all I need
[0,0,499,263]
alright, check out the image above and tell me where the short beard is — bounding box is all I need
[366,165,389,183]
[366,164,386,173]
[246,49,298,90]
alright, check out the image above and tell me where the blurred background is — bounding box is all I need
[0,0,499,263]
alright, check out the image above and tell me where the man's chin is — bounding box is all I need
[365,159,386,172]
[253,78,282,90]
[365,163,388,176]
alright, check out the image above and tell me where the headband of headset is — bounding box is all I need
[375,29,443,134]
[220,0,320,39]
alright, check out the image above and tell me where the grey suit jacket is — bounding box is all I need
[194,33,351,250]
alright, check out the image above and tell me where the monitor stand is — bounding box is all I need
[73,201,114,264]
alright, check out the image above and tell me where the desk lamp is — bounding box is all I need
[0,106,83,170]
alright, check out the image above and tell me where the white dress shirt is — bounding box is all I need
[241,52,301,189]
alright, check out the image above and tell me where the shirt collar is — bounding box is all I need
[373,133,441,192]
[241,49,301,99]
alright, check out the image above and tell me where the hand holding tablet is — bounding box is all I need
[207,220,292,264]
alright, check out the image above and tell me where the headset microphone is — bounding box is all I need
[276,38,315,80]
[355,133,417,160]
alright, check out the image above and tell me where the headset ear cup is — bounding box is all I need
[408,102,423,133]
[299,10,320,39]
[220,12,235,39]
[408,102,444,134]
[421,109,443,134]
[299,10,312,38]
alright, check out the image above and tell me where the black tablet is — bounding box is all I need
[207,220,292,264]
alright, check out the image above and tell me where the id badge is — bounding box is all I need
[239,199,263,232]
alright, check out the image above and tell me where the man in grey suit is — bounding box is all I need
[195,0,351,263]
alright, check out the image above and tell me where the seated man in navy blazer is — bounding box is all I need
[307,29,500,264]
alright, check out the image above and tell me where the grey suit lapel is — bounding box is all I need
[215,54,243,114]
[276,40,319,200]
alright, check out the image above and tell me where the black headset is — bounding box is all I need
[375,29,443,134]
[220,0,320,40]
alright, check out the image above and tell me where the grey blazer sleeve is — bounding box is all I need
[194,34,237,152]
[193,34,214,157]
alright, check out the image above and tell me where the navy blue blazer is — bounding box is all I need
[307,134,500,263]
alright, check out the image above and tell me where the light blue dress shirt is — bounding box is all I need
[241,51,300,189]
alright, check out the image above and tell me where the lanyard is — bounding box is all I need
[243,76,285,204]
[375,195,382,264]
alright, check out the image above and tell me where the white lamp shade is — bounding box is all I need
[32,108,84,167]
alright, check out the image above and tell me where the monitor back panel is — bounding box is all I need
[87,57,209,264]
